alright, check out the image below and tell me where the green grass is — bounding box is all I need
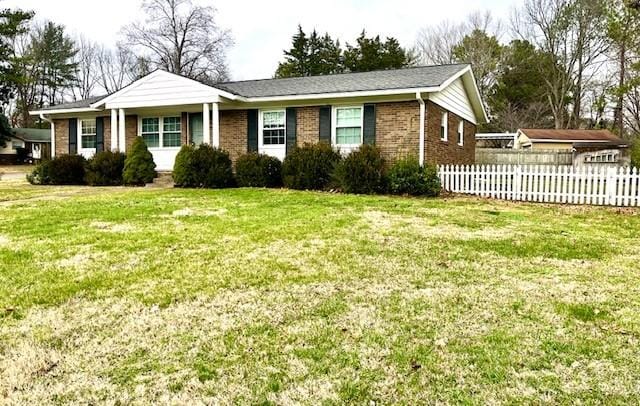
[1,181,640,403]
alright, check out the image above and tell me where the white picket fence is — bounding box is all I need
[438,164,640,207]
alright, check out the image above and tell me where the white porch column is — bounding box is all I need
[202,103,211,145]
[118,108,126,152]
[211,102,220,148]
[110,109,118,152]
[50,121,56,158]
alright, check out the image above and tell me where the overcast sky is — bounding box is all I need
[4,0,517,81]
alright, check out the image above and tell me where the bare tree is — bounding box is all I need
[72,36,99,100]
[416,10,503,65]
[511,0,608,129]
[121,0,232,83]
[95,44,139,94]
[416,20,465,65]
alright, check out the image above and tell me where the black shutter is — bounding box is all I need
[286,107,297,155]
[319,106,331,144]
[68,118,77,154]
[363,104,376,145]
[247,109,258,153]
[96,117,104,152]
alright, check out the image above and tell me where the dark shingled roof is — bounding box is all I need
[215,64,470,98]
[39,95,107,111]
[13,128,51,143]
[39,64,471,111]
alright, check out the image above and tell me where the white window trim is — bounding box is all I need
[457,120,464,146]
[258,109,287,150]
[78,118,97,156]
[331,105,364,153]
[138,115,182,150]
[440,112,448,142]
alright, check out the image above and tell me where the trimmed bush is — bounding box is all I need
[123,137,156,186]
[235,152,282,188]
[173,144,234,188]
[26,154,86,185]
[388,157,441,197]
[333,144,386,194]
[85,151,126,186]
[282,143,341,190]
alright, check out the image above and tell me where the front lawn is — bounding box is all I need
[1,182,639,403]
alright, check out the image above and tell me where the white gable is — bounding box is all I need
[429,78,477,124]
[94,70,236,109]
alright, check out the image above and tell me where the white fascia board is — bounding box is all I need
[104,95,224,109]
[29,107,101,116]
[243,86,441,103]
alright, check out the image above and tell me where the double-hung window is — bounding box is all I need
[141,116,181,148]
[334,106,363,150]
[262,110,285,145]
[163,117,181,147]
[457,121,464,146]
[80,119,97,149]
[440,112,448,141]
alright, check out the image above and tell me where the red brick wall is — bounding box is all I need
[53,119,69,156]
[296,106,320,146]
[219,110,247,162]
[375,101,421,163]
[51,103,477,166]
[424,101,476,165]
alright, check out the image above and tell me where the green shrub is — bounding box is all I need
[333,144,386,194]
[85,151,126,186]
[632,141,640,169]
[282,143,341,190]
[26,154,86,185]
[173,144,234,188]
[123,137,156,186]
[235,152,283,188]
[388,157,441,197]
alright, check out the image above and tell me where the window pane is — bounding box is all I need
[336,108,361,127]
[263,129,285,145]
[263,111,285,128]
[142,118,159,133]
[81,119,96,135]
[336,127,361,145]
[142,133,159,148]
[163,131,181,147]
[81,135,96,148]
[163,116,181,133]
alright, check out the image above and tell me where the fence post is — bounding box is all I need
[605,166,616,206]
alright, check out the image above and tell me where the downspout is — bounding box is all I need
[416,92,425,167]
[39,113,55,158]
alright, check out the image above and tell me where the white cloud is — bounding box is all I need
[4,0,516,80]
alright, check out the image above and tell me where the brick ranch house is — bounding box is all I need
[30,64,488,171]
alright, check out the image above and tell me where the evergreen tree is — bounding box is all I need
[343,31,414,72]
[0,8,34,112]
[275,27,413,78]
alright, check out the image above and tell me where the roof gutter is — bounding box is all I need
[416,92,426,167]
[39,113,55,158]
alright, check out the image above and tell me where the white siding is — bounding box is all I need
[104,71,221,109]
[429,78,476,124]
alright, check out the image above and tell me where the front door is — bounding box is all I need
[189,113,204,145]
[258,110,286,161]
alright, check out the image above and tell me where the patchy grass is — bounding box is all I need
[1,180,640,404]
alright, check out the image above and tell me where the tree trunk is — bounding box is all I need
[615,43,626,136]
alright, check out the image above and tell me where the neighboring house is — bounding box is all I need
[514,128,630,167]
[475,132,518,149]
[12,128,51,162]
[29,64,488,171]
[0,128,51,164]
